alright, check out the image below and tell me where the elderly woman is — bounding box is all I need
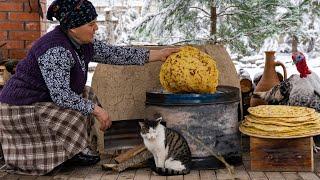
[0,0,179,175]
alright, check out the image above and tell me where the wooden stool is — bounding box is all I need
[250,136,313,171]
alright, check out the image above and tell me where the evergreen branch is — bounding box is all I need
[219,13,236,17]
[170,39,218,45]
[132,13,158,30]
[132,0,185,32]
[216,5,240,16]
[189,6,211,16]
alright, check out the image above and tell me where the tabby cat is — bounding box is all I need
[139,114,192,176]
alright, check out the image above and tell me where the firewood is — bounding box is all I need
[102,148,153,172]
[114,144,146,163]
[238,68,253,93]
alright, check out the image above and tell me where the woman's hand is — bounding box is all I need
[149,47,180,62]
[92,105,112,131]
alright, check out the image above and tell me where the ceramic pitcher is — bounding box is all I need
[250,51,287,107]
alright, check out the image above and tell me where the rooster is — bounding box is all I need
[292,51,311,78]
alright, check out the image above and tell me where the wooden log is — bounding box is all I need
[250,137,313,172]
[238,68,253,117]
[238,68,253,93]
[115,144,146,164]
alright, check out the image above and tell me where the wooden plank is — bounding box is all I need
[2,174,23,180]
[167,174,183,180]
[247,171,268,180]
[68,177,85,180]
[265,172,285,180]
[35,176,53,180]
[117,169,136,180]
[251,137,313,171]
[234,165,251,180]
[100,171,119,180]
[150,172,166,180]
[215,168,234,180]
[216,165,250,180]
[52,166,76,180]
[298,172,320,180]
[69,166,93,179]
[184,170,200,180]
[84,166,105,180]
[0,171,7,178]
[134,168,151,180]
[199,170,216,180]
[20,175,38,180]
[281,172,303,180]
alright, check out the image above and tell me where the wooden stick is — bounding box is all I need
[181,129,235,175]
[114,144,146,163]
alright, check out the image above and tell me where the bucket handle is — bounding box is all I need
[275,61,287,80]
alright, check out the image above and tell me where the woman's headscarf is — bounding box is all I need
[47,0,98,30]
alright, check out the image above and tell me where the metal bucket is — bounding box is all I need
[145,86,242,169]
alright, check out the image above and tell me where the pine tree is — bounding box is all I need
[130,0,320,55]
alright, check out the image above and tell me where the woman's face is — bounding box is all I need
[68,19,98,44]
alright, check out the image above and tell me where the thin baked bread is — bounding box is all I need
[159,46,219,93]
[247,105,315,118]
[239,105,320,138]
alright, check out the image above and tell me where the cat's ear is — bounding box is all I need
[155,116,162,125]
[153,113,162,120]
[138,120,144,127]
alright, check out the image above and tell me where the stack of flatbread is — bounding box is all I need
[239,105,320,138]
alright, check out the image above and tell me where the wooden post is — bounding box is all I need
[105,9,115,43]
[292,35,298,53]
[105,9,118,44]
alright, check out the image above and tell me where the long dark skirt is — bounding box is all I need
[0,86,99,175]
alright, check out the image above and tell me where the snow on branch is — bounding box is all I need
[132,0,186,31]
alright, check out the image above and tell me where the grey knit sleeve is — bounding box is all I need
[37,46,94,116]
[93,40,150,65]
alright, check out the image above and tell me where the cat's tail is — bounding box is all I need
[155,167,190,176]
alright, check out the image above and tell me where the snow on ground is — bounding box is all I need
[235,52,320,82]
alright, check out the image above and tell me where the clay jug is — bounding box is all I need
[250,51,287,107]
